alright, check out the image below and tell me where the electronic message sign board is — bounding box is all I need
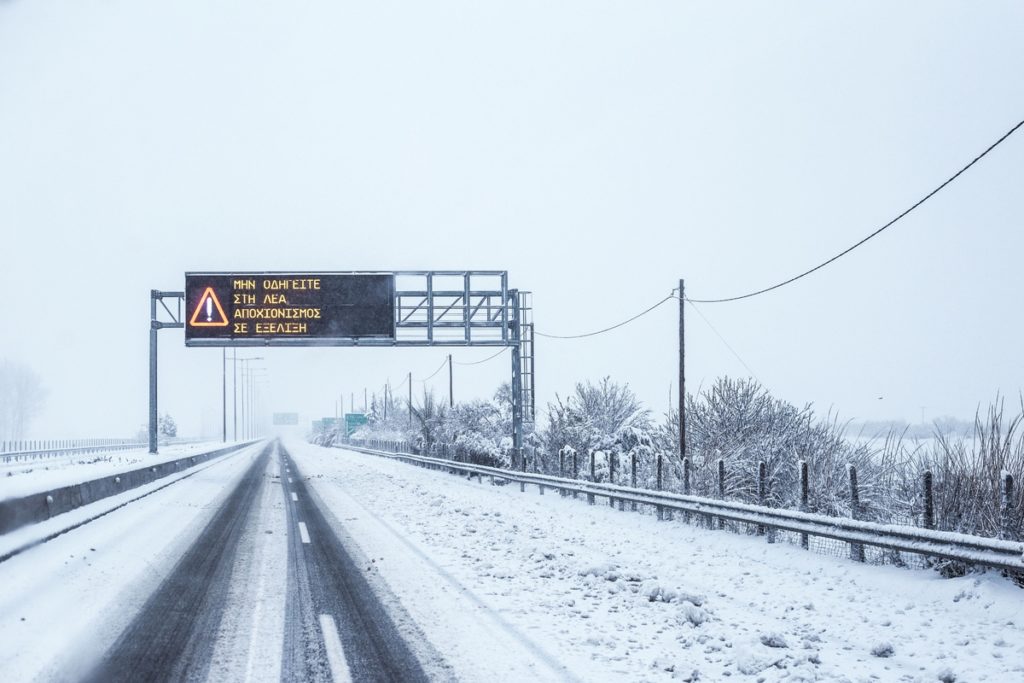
[184,272,395,346]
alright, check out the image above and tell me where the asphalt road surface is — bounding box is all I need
[83,440,427,682]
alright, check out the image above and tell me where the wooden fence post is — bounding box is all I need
[630,453,637,512]
[520,448,526,493]
[717,458,726,529]
[609,453,616,508]
[756,461,767,536]
[683,457,692,524]
[923,470,935,531]
[1000,472,1016,541]
[799,460,809,549]
[587,451,596,505]
[558,449,566,497]
[656,452,664,521]
[848,464,865,562]
[572,450,578,499]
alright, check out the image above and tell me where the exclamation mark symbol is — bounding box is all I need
[206,296,213,322]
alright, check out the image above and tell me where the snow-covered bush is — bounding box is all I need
[542,377,651,475]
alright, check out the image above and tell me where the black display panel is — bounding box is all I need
[184,272,395,345]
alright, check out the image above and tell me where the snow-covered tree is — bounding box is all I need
[0,359,47,440]
[158,412,177,438]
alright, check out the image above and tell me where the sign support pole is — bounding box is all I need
[149,293,158,454]
[510,289,523,466]
[148,290,184,455]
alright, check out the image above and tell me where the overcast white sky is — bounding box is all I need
[2,1,1022,439]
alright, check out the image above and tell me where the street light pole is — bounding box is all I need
[235,356,264,441]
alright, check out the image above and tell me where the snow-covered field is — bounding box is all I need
[291,441,1024,683]
[0,440,236,501]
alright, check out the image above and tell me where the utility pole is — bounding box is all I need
[232,349,237,441]
[222,348,226,443]
[408,372,412,425]
[383,384,388,420]
[364,388,367,412]
[448,354,454,408]
[679,278,686,461]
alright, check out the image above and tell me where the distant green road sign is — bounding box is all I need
[345,413,368,436]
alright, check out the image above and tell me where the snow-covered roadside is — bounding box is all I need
[0,444,262,682]
[0,440,235,501]
[290,441,1024,683]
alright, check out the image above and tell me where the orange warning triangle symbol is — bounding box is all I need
[189,287,230,327]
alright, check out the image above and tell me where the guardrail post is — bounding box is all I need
[799,460,809,549]
[848,464,865,562]
[656,452,663,520]
[923,470,935,531]
[1000,472,1016,541]
[630,453,637,512]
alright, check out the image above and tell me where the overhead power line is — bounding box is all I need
[535,294,676,339]
[681,296,761,384]
[453,348,507,366]
[689,117,1024,304]
[415,358,449,382]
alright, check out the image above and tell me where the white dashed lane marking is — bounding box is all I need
[318,613,353,682]
[291,492,298,502]
[298,522,311,544]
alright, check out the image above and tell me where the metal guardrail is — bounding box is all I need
[0,441,260,536]
[341,441,1024,573]
[1,438,207,464]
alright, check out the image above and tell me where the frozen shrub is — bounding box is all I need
[870,642,894,657]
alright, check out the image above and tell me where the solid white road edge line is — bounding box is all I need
[318,613,353,683]
[291,492,298,502]
[298,522,311,544]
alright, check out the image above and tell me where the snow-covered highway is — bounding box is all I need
[1,439,1022,682]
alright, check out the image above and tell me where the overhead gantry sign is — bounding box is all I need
[150,271,534,456]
